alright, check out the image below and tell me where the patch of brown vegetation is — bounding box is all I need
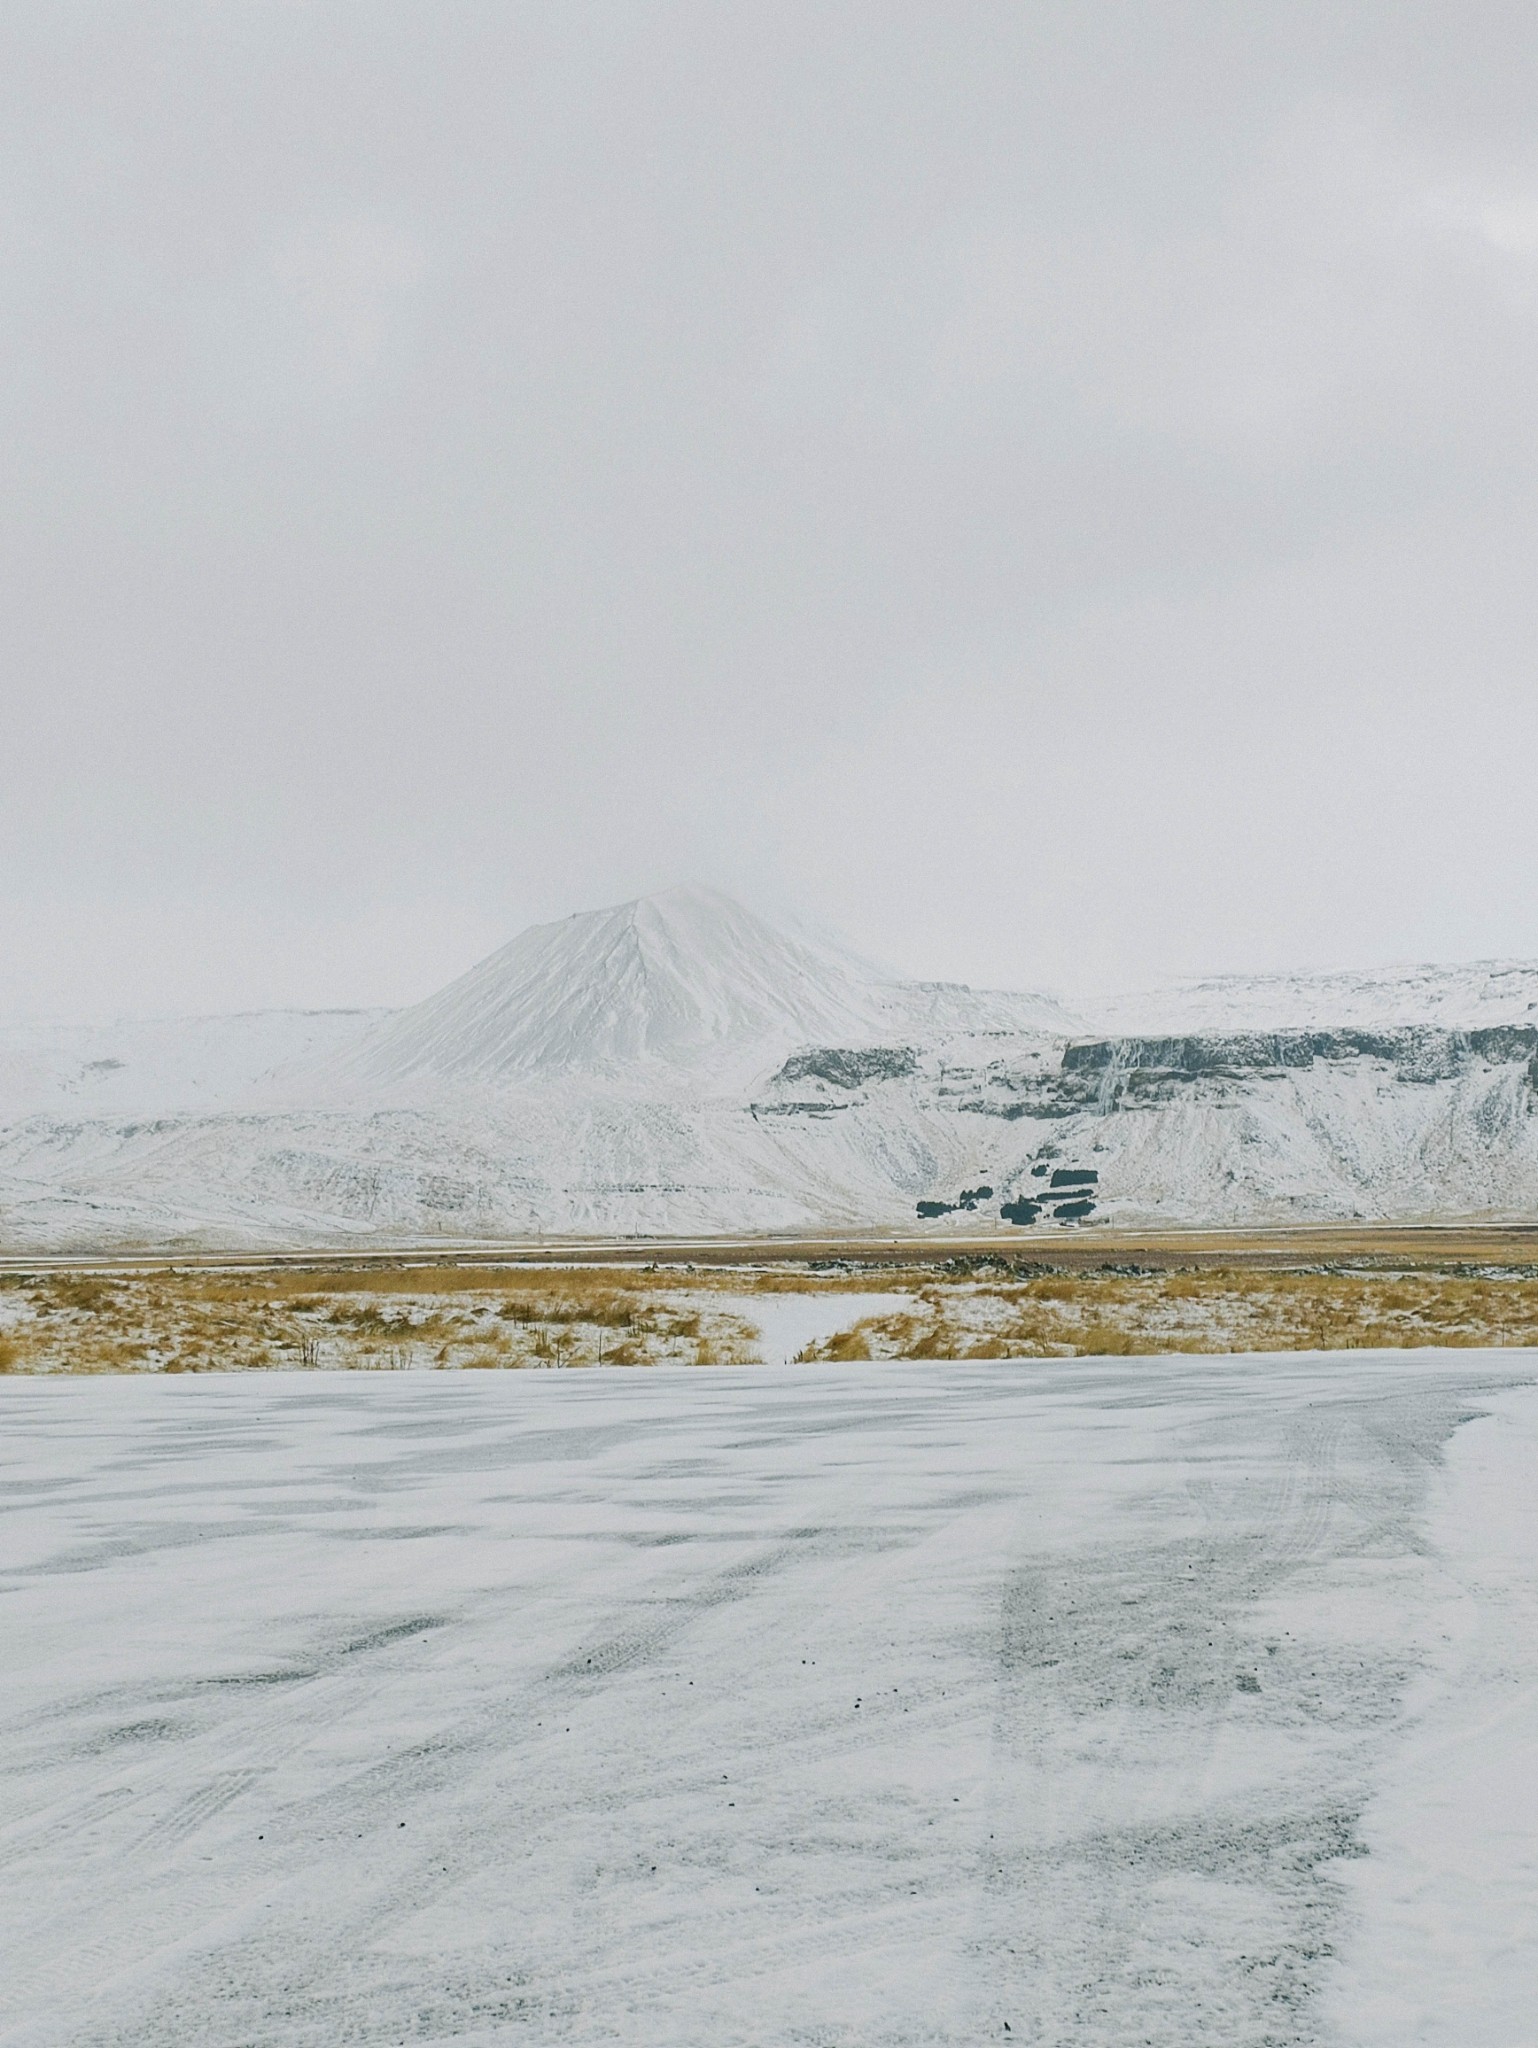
[0,1262,768,1376]
[5,1255,1538,1376]
[794,1267,1538,1361]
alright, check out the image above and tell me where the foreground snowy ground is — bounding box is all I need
[3,1356,1536,2046]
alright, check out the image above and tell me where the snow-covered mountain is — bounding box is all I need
[315,886,1076,1097]
[3,890,1538,1250]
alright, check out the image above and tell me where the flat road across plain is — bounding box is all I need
[7,1220,1538,1275]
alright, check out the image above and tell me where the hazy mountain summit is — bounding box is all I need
[335,886,884,1087]
[324,884,1077,1093]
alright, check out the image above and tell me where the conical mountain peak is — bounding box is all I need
[341,886,894,1087]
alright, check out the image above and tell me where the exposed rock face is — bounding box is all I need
[1061,1027,1538,1096]
[773,1047,919,1090]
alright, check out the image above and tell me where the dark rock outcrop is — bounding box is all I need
[775,1046,919,1090]
[1062,1026,1538,1086]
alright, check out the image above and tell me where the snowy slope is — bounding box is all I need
[0,1008,381,1119]
[9,1024,1538,1250]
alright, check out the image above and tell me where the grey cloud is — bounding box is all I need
[2,3,1537,1018]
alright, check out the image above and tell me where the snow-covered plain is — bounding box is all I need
[4,1351,1535,2046]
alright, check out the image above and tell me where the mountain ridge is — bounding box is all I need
[1094,959,1538,1035]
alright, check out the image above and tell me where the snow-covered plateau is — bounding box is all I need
[4,1353,1536,2046]
[5,885,1538,1249]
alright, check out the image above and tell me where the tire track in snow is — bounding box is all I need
[968,1366,1504,2046]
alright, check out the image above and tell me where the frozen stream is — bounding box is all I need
[3,1354,1536,2046]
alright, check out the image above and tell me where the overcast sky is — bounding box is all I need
[5,2,1538,1019]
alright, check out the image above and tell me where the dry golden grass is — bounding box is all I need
[6,1257,1538,1375]
[0,1262,766,1375]
[795,1266,1538,1361]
